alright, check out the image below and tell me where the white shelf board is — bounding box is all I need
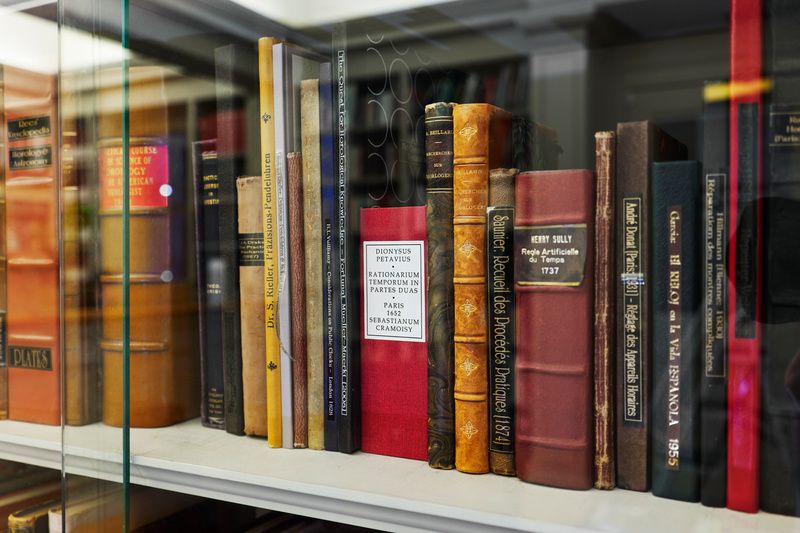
[2,418,799,532]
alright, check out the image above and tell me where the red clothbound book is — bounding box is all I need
[514,169,595,490]
[728,0,763,513]
[360,206,427,460]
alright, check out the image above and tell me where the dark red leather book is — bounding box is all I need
[728,0,763,513]
[514,169,595,490]
[359,206,427,461]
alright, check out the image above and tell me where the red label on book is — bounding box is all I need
[99,143,169,209]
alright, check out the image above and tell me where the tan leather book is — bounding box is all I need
[99,66,198,428]
[300,78,324,450]
[4,66,60,425]
[237,175,268,437]
[593,131,616,489]
[287,152,308,448]
[452,103,511,474]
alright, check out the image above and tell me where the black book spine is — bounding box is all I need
[215,44,247,436]
[192,140,225,429]
[320,62,340,452]
[334,24,361,453]
[760,0,800,516]
[700,86,728,507]
[425,102,456,469]
[651,160,702,502]
[487,202,515,475]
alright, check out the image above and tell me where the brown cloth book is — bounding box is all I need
[452,103,511,474]
[593,131,616,489]
[615,121,686,491]
[514,169,595,490]
[0,65,6,420]
[287,152,308,448]
[99,66,198,427]
[237,175,267,437]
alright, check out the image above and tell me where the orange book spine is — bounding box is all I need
[452,103,510,473]
[4,67,60,425]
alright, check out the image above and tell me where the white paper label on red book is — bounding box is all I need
[363,240,426,343]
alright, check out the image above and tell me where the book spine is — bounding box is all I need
[287,152,308,448]
[615,121,686,491]
[651,161,702,502]
[237,175,268,437]
[514,169,594,490]
[593,131,615,489]
[215,44,246,436]
[335,26,361,453]
[728,0,763,512]
[0,67,6,421]
[701,86,728,508]
[273,43,294,449]
[258,36,283,448]
[359,206,428,461]
[191,140,225,429]
[5,71,60,425]
[300,79,324,450]
[452,104,493,474]
[424,102,455,469]
[487,168,516,476]
[319,63,339,451]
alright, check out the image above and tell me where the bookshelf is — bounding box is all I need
[0,419,796,532]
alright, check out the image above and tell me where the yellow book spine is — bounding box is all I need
[259,36,282,448]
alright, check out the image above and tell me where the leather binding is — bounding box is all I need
[452,103,511,473]
[761,0,800,516]
[593,131,615,489]
[258,36,283,448]
[4,67,60,425]
[236,175,267,437]
[359,206,428,460]
[727,0,764,512]
[615,120,687,491]
[425,102,456,469]
[319,63,339,452]
[99,66,198,427]
[287,152,308,448]
[514,169,594,490]
[333,26,361,454]
[487,168,517,476]
[62,73,101,427]
[651,161,702,502]
[300,79,324,450]
[0,66,6,420]
[216,43,256,437]
[700,83,729,508]
[191,139,225,429]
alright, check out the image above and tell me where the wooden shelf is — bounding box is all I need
[1,418,798,531]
